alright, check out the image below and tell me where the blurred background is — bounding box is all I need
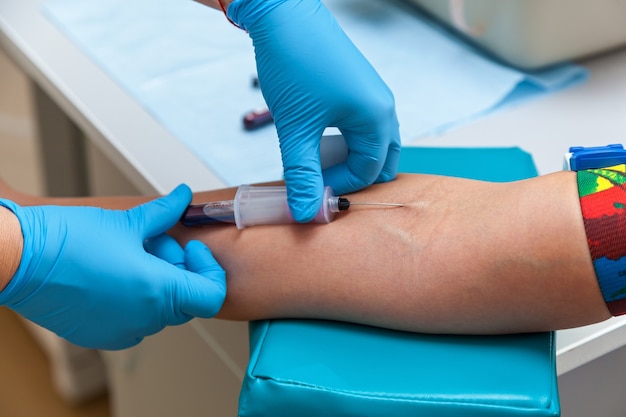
[0,47,110,417]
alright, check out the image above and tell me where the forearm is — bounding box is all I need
[0,173,610,334]
[169,172,609,334]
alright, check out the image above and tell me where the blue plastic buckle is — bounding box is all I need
[564,144,626,171]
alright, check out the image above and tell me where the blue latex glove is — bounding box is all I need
[228,0,401,222]
[0,185,226,350]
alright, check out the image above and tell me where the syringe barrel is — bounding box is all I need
[234,185,337,229]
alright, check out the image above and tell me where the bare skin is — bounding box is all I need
[194,1,234,11]
[0,206,22,293]
[0,172,611,335]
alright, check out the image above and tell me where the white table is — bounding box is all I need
[3,0,626,416]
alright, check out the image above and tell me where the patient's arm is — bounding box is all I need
[0,173,611,334]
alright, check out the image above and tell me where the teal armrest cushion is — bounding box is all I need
[238,147,558,417]
[239,320,559,417]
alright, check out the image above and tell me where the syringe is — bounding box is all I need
[181,185,403,229]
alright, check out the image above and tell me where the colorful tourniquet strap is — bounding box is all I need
[578,164,626,315]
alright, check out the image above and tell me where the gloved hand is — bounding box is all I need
[228,0,402,222]
[0,185,226,350]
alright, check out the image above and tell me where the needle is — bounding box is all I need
[348,202,405,207]
[336,198,405,211]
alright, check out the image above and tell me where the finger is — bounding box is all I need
[176,240,227,319]
[106,336,144,351]
[132,184,192,239]
[144,234,186,269]
[375,127,402,184]
[279,130,325,223]
[322,133,386,195]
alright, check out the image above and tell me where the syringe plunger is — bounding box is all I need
[180,185,404,229]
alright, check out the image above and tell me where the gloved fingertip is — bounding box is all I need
[184,239,214,261]
[283,173,324,223]
[183,241,227,316]
[376,137,402,184]
[185,241,226,280]
[290,197,322,223]
[376,157,400,183]
[167,183,193,206]
[103,336,143,351]
[126,337,144,349]
[140,184,193,238]
[174,182,192,195]
[323,166,375,196]
[185,239,206,250]
[144,234,186,269]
